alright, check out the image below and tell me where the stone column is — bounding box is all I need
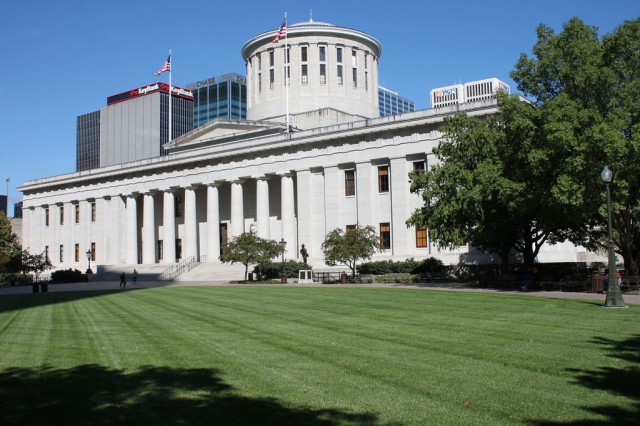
[125,195,139,264]
[280,173,296,259]
[356,161,374,227]
[162,190,176,264]
[295,169,312,260]
[184,186,198,260]
[230,180,244,238]
[323,166,341,234]
[390,157,410,256]
[142,192,156,264]
[255,177,270,239]
[206,184,220,262]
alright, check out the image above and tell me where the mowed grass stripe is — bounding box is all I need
[0,287,637,425]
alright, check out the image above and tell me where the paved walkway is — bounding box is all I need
[1,280,638,305]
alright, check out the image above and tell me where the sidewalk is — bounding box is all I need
[1,280,638,304]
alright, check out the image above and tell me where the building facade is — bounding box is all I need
[20,21,592,271]
[187,73,247,128]
[76,111,101,171]
[430,78,510,108]
[378,86,415,116]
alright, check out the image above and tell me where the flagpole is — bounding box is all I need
[285,13,289,133]
[168,50,172,143]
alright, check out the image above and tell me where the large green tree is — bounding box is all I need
[512,17,640,274]
[321,225,379,278]
[0,212,20,273]
[219,229,284,280]
[407,93,574,271]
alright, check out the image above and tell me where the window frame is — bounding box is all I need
[344,170,356,196]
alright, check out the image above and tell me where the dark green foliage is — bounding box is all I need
[321,225,379,278]
[359,257,444,275]
[253,261,308,280]
[220,229,284,280]
[50,269,84,283]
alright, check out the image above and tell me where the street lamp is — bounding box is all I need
[279,238,287,263]
[86,249,93,274]
[600,166,625,308]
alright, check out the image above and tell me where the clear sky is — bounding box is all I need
[0,0,638,213]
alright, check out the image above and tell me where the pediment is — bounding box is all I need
[165,119,287,153]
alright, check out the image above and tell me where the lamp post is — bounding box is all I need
[600,166,625,308]
[279,238,287,263]
[86,249,93,274]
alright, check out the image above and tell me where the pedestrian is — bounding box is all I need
[133,269,138,283]
[120,272,127,287]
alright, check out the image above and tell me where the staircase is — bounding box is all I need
[174,261,248,282]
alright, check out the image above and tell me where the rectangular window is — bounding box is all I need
[380,223,391,250]
[75,204,80,223]
[353,68,358,88]
[284,65,290,86]
[91,242,96,261]
[44,246,49,260]
[320,64,326,85]
[378,166,389,193]
[301,65,308,85]
[345,170,355,196]
[285,47,290,63]
[319,46,326,62]
[158,240,163,260]
[60,206,64,225]
[91,202,96,222]
[270,69,274,89]
[337,65,343,86]
[413,161,426,173]
[75,243,80,262]
[45,208,49,226]
[258,73,262,92]
[258,53,262,70]
[301,46,308,62]
[269,50,274,67]
[352,50,357,66]
[337,47,343,63]
[365,52,368,69]
[175,196,182,217]
[416,226,427,248]
[365,71,368,91]
[59,245,64,263]
[346,224,356,233]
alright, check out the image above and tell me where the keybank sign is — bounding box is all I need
[107,83,194,105]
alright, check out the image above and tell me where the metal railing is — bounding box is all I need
[159,256,200,281]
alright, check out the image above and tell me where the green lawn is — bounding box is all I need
[0,287,638,425]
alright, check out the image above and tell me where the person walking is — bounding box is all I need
[120,272,127,288]
[133,269,138,283]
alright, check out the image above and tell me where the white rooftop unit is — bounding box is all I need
[430,84,464,108]
[430,78,510,108]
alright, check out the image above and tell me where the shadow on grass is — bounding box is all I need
[528,334,640,425]
[0,364,392,426]
[0,290,127,315]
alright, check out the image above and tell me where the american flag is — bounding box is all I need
[272,18,287,43]
[154,55,171,75]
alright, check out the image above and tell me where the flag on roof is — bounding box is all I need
[272,17,287,43]
[154,55,171,75]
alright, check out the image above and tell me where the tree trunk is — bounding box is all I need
[622,250,639,276]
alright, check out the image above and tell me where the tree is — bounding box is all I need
[407,92,574,271]
[321,225,379,278]
[21,250,53,282]
[512,17,640,274]
[219,229,284,280]
[0,212,20,273]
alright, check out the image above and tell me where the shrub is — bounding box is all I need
[50,269,84,284]
[358,260,393,275]
[254,261,308,280]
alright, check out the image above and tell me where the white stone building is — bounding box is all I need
[18,20,596,272]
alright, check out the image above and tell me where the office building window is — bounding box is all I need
[74,204,80,223]
[346,224,356,233]
[91,242,96,261]
[337,65,343,86]
[45,208,49,226]
[320,64,326,85]
[301,65,308,85]
[60,206,64,225]
[416,226,427,248]
[301,46,307,62]
[378,166,389,193]
[91,201,96,222]
[75,244,80,262]
[345,170,355,196]
[380,223,391,249]
[59,245,64,262]
[270,69,274,89]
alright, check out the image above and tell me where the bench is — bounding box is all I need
[620,276,640,294]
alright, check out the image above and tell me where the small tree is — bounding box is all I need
[21,250,53,282]
[219,229,284,280]
[321,225,379,278]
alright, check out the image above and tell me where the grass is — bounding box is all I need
[0,286,638,425]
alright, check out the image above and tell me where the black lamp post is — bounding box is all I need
[279,238,286,263]
[86,249,93,274]
[601,166,625,308]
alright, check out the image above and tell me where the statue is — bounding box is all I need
[300,244,309,266]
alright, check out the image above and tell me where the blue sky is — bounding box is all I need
[0,0,638,212]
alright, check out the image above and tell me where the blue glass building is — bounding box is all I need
[186,73,247,127]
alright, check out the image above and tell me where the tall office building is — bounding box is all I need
[76,83,195,171]
[378,86,415,116]
[0,195,7,217]
[186,73,247,128]
[76,111,101,171]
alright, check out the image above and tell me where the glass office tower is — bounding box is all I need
[76,111,101,171]
[186,73,247,128]
[378,86,415,116]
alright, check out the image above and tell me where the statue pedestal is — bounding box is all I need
[298,270,314,283]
